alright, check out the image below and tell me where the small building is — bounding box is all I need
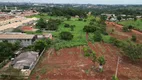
[37,33,52,40]
[136,16,141,19]
[120,14,126,17]
[0,33,37,47]
[11,51,39,70]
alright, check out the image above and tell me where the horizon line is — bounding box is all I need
[0,2,142,5]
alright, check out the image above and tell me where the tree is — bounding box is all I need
[78,18,83,21]
[46,19,61,30]
[131,35,137,42]
[117,16,122,21]
[34,39,52,52]
[123,43,142,61]
[36,18,47,29]
[95,16,101,23]
[0,42,15,62]
[12,41,21,51]
[93,31,102,42]
[98,56,106,72]
[64,23,70,28]
[109,37,123,47]
[34,40,46,52]
[60,31,73,40]
[122,26,129,32]
[66,15,71,21]
[70,25,75,31]
[134,17,137,21]
[83,25,96,33]
[128,25,133,29]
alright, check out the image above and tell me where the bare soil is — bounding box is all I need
[30,42,142,80]
[88,42,142,80]
[106,21,142,43]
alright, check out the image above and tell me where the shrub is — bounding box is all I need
[70,25,75,31]
[98,56,105,65]
[66,15,71,20]
[93,31,102,42]
[83,25,96,33]
[64,23,70,28]
[84,53,91,57]
[131,35,137,42]
[122,26,129,32]
[109,37,123,47]
[84,19,87,22]
[128,25,133,29]
[92,52,97,62]
[89,21,94,25]
[59,31,73,40]
[112,75,119,80]
[36,18,47,29]
[123,43,142,61]
[78,18,83,21]
[54,40,87,50]
[33,39,52,52]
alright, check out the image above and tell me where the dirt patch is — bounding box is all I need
[30,47,106,80]
[88,42,142,80]
[30,43,142,80]
[106,21,142,43]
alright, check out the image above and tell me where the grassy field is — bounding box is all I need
[27,14,66,20]
[28,14,90,50]
[118,19,142,31]
[53,19,89,50]
[28,14,112,50]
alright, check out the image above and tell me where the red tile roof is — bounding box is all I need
[21,26,33,31]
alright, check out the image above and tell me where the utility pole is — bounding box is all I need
[115,57,120,78]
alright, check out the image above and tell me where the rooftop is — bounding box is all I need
[12,51,39,69]
[0,34,36,39]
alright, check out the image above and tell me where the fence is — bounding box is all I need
[30,48,46,71]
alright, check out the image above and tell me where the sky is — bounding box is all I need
[0,0,142,4]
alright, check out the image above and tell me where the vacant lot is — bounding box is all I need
[88,42,142,80]
[118,19,142,31]
[106,21,142,43]
[30,42,142,80]
[30,47,97,80]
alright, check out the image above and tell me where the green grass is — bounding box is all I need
[27,14,107,50]
[52,19,90,50]
[102,35,111,43]
[118,19,142,31]
[27,14,66,20]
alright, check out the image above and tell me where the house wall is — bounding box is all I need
[0,39,33,47]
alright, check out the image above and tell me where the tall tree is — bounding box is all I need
[117,16,122,21]
[36,18,47,29]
